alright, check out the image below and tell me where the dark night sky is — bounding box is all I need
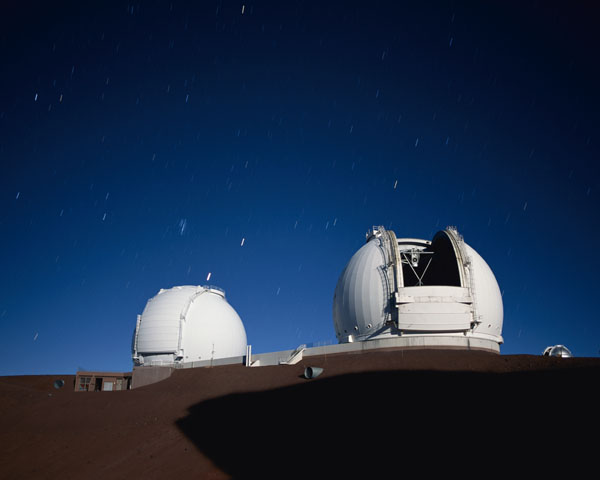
[1,1,598,375]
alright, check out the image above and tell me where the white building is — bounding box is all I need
[333,226,503,353]
[132,285,247,366]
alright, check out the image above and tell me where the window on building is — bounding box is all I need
[78,377,91,391]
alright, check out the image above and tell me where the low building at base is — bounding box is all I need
[75,371,132,392]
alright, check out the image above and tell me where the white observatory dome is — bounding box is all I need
[333,226,503,353]
[132,285,247,366]
[543,345,572,358]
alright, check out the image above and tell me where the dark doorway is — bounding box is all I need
[94,378,103,392]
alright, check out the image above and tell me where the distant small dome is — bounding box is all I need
[132,285,247,366]
[543,345,572,358]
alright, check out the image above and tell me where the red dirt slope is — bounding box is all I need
[1,349,598,478]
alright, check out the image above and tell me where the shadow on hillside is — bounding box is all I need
[176,368,596,477]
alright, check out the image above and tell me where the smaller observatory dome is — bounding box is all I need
[543,345,572,358]
[132,285,247,366]
[333,226,504,353]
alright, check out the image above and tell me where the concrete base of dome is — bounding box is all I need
[133,334,500,388]
[311,334,501,356]
[248,335,500,367]
[130,336,501,387]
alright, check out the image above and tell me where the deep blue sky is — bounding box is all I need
[1,1,598,375]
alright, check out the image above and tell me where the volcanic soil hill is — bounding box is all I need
[1,349,598,478]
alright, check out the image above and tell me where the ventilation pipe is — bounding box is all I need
[304,366,323,379]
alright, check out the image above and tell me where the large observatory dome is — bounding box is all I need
[333,226,503,353]
[132,285,247,366]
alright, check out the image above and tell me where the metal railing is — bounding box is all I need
[203,284,225,294]
[305,339,337,348]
